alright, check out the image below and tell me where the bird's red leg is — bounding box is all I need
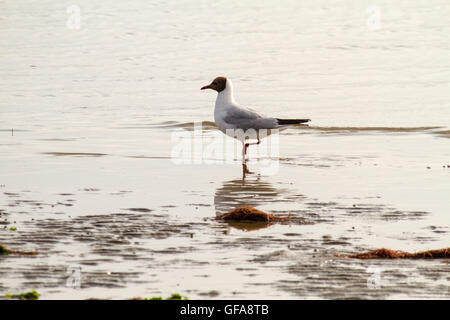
[241,143,248,162]
[242,139,260,161]
[247,139,261,147]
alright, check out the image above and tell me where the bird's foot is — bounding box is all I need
[242,163,254,178]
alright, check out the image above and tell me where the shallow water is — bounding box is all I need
[1,0,449,299]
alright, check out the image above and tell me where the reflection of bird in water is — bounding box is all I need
[221,220,275,232]
[214,173,284,216]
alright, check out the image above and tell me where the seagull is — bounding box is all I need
[201,76,310,162]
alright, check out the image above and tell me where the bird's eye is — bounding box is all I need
[212,82,217,85]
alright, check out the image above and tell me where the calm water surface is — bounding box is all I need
[1,0,449,299]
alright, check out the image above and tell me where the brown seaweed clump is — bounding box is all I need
[0,243,39,256]
[216,206,292,222]
[336,247,450,259]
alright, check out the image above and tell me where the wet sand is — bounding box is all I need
[1,124,449,299]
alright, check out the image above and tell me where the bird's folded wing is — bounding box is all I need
[223,106,277,130]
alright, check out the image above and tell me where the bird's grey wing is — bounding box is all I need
[223,106,278,130]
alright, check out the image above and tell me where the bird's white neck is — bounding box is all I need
[215,79,236,106]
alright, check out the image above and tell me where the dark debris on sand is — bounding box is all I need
[336,247,450,259]
[216,206,308,224]
[0,243,39,256]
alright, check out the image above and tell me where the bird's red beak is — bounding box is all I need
[200,84,211,90]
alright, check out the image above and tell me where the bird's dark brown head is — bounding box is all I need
[201,76,227,92]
